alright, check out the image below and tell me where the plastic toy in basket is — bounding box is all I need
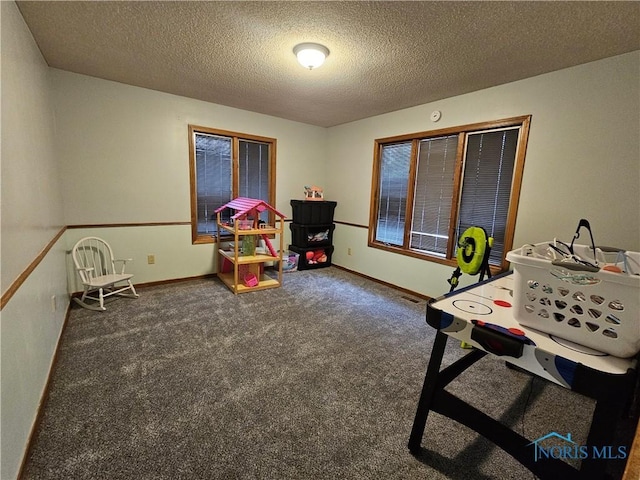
[507,242,640,357]
[281,251,299,273]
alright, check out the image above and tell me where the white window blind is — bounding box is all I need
[456,127,519,265]
[195,134,232,235]
[410,135,459,256]
[195,134,271,235]
[239,140,271,223]
[375,142,412,245]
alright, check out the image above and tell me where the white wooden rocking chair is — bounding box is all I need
[71,236,139,311]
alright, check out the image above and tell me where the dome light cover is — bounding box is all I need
[293,43,330,70]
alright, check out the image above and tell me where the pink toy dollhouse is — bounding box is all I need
[214,197,286,294]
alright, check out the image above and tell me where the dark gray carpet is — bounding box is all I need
[22,267,633,479]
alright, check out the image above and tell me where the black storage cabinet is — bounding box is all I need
[289,200,337,270]
[289,223,335,248]
[289,245,335,270]
[290,200,337,225]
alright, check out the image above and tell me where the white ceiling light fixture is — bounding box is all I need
[293,43,330,70]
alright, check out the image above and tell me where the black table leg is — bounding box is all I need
[408,330,448,453]
[578,397,629,480]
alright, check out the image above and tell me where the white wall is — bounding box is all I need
[51,70,327,286]
[52,69,328,226]
[1,3,65,288]
[326,51,640,298]
[0,3,69,479]
[64,226,218,291]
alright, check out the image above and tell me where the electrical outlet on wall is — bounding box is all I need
[147,255,155,264]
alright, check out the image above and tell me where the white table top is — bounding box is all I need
[429,274,637,388]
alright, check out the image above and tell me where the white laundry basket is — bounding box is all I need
[506,242,640,357]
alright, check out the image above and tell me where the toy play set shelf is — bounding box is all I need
[214,198,286,295]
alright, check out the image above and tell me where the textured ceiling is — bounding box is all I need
[16,1,640,127]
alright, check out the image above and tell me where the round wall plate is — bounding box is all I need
[430,110,441,122]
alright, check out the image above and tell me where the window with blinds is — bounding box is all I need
[457,128,519,265]
[375,142,411,245]
[410,135,459,256]
[238,140,271,224]
[194,134,232,236]
[369,116,530,271]
[188,125,276,244]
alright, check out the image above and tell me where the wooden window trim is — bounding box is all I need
[188,125,277,244]
[368,115,531,272]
